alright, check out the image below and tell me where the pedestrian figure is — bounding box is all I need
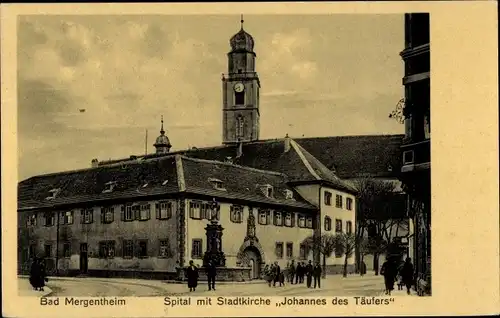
[37,258,48,291]
[400,258,414,295]
[264,265,273,287]
[295,262,302,284]
[300,262,306,283]
[380,257,396,295]
[186,260,199,292]
[313,262,322,288]
[305,260,313,288]
[205,260,217,291]
[272,261,281,287]
[360,260,367,277]
[289,260,296,284]
[29,257,41,291]
[285,262,290,283]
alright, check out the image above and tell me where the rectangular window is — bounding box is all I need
[59,212,66,225]
[346,221,353,234]
[286,242,293,258]
[123,240,134,258]
[159,239,171,258]
[324,191,332,206]
[63,242,71,257]
[324,216,332,231]
[230,205,243,223]
[275,242,284,259]
[125,205,134,221]
[273,211,283,226]
[346,198,353,211]
[101,207,114,224]
[235,91,245,106]
[138,240,148,258]
[140,204,151,220]
[335,195,343,208]
[189,202,201,219]
[27,214,37,227]
[132,205,140,220]
[44,244,52,257]
[298,215,306,228]
[157,201,173,219]
[64,211,74,224]
[306,216,313,229]
[99,241,115,258]
[299,244,307,260]
[335,219,342,233]
[82,209,93,224]
[258,210,269,225]
[44,213,55,227]
[284,213,293,227]
[192,239,203,259]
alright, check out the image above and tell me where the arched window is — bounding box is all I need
[236,116,244,138]
[324,216,332,231]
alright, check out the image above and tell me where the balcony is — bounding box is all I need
[401,139,430,173]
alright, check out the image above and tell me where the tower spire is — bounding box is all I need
[240,14,244,30]
[160,115,165,135]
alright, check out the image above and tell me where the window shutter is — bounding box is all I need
[291,213,296,227]
[229,206,234,222]
[273,211,277,226]
[80,209,84,224]
[120,205,125,221]
[168,203,173,219]
[147,205,151,220]
[155,203,160,219]
[134,206,140,220]
[101,208,105,224]
[188,203,193,218]
[89,209,94,223]
[266,210,271,225]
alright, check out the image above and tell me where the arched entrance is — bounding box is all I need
[241,246,262,279]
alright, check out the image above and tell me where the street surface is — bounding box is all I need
[19,274,387,297]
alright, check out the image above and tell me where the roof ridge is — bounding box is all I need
[179,155,287,177]
[289,139,321,180]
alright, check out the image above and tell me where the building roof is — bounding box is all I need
[18,155,316,211]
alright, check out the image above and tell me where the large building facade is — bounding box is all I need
[18,19,405,280]
[399,13,431,295]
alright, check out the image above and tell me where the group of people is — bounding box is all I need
[381,257,414,295]
[185,260,218,292]
[263,260,323,289]
[29,257,48,291]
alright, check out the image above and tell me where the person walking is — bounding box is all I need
[295,262,302,284]
[380,257,396,295]
[360,260,367,277]
[289,260,296,284]
[205,260,217,291]
[264,264,273,287]
[313,262,322,288]
[400,258,414,295]
[186,260,199,292]
[272,261,281,287]
[305,260,313,288]
[29,257,41,291]
[285,262,290,283]
[37,258,48,292]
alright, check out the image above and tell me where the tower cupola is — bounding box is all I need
[154,116,172,154]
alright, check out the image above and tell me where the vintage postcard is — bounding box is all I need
[1,1,498,317]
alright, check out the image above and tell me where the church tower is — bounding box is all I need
[154,116,172,154]
[222,16,260,144]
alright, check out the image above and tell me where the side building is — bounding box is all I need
[399,13,431,295]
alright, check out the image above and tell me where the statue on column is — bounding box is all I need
[203,198,226,267]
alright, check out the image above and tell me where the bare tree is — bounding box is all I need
[334,233,356,277]
[302,233,336,278]
[352,177,405,275]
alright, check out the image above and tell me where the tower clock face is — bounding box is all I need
[234,83,245,93]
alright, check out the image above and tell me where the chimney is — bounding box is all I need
[284,134,291,152]
[91,158,99,168]
[236,139,243,158]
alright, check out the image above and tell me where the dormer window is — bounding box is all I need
[208,178,226,191]
[260,184,274,198]
[284,189,294,200]
[162,180,169,186]
[45,188,61,200]
[102,181,117,193]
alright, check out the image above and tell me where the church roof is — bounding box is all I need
[18,155,316,211]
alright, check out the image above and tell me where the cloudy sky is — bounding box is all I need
[18,14,404,180]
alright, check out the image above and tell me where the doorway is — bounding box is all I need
[79,243,88,274]
[242,247,262,279]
